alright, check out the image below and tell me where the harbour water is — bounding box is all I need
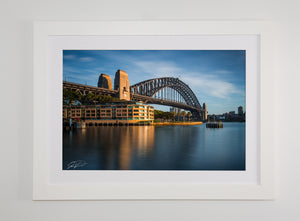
[63,122,245,170]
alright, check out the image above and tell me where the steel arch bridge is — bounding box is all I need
[130,77,204,120]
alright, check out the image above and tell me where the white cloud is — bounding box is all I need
[132,61,182,78]
[63,66,99,82]
[213,70,232,75]
[182,74,242,99]
[79,57,94,62]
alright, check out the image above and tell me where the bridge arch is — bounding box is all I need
[130,77,202,109]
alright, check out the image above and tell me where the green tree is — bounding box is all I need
[167,112,174,121]
[187,112,191,121]
[154,110,163,120]
[181,111,186,122]
[176,112,181,121]
[154,110,175,121]
[80,93,97,105]
[63,89,120,105]
[63,89,81,105]
[172,111,176,121]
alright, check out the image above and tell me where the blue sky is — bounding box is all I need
[63,50,245,115]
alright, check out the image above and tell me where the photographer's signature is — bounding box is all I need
[67,160,88,169]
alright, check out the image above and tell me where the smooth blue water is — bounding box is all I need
[63,123,245,170]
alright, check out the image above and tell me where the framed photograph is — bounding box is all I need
[33,21,275,200]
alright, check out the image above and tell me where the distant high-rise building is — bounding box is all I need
[170,107,181,114]
[98,73,112,90]
[238,106,244,115]
[203,103,207,121]
[114,70,130,101]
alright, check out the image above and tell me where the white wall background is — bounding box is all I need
[0,0,299,220]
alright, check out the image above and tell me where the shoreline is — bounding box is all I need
[153,121,203,126]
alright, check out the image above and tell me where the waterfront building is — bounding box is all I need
[98,73,112,90]
[203,103,207,121]
[170,107,181,114]
[63,101,154,123]
[238,106,244,115]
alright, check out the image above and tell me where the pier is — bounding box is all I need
[63,119,153,130]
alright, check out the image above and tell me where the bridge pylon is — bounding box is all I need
[114,70,130,101]
[98,73,112,90]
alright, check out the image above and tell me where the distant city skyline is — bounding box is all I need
[63,50,245,114]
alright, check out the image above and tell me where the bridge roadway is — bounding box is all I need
[131,93,203,114]
[63,81,118,96]
[63,81,204,118]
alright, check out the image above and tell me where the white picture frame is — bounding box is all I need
[33,21,275,200]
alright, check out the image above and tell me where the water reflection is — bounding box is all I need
[116,126,155,169]
[63,123,245,170]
